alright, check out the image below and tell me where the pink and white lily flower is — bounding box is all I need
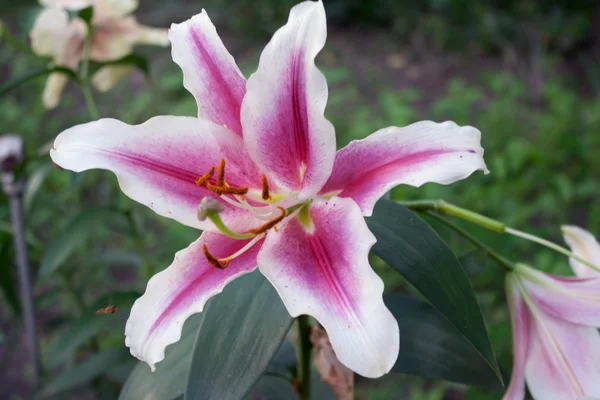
[30,0,168,109]
[49,0,487,378]
[504,227,600,400]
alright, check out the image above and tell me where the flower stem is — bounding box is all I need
[401,199,600,272]
[401,200,505,233]
[297,315,312,400]
[125,210,154,281]
[80,23,99,120]
[505,227,600,274]
[424,211,515,271]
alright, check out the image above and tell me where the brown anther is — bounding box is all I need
[96,305,118,314]
[195,166,215,186]
[207,182,249,196]
[247,206,286,235]
[216,159,226,187]
[203,243,229,269]
[261,175,271,201]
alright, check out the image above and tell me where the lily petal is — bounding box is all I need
[90,16,139,61]
[49,116,263,231]
[95,0,138,18]
[30,7,85,65]
[39,0,92,10]
[170,11,246,136]
[241,0,336,197]
[518,265,600,327]
[525,310,600,399]
[42,73,70,109]
[503,275,530,400]
[562,225,600,278]
[125,232,260,370]
[320,121,488,216]
[257,197,399,378]
[134,24,169,46]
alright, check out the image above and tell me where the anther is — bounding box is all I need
[261,175,270,201]
[247,206,286,235]
[195,166,214,186]
[207,183,249,196]
[216,159,226,187]
[203,243,229,269]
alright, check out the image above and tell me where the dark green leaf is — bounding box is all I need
[264,340,297,382]
[185,270,294,399]
[93,53,150,76]
[251,376,298,400]
[386,294,504,388]
[0,233,20,315]
[39,207,127,278]
[48,291,138,368]
[24,162,54,214]
[0,66,79,96]
[77,5,94,25]
[459,248,492,276]
[366,199,502,384]
[39,348,129,399]
[119,313,205,400]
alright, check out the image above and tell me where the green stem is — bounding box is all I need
[125,210,154,281]
[402,199,600,273]
[505,227,600,274]
[80,24,99,120]
[401,200,505,233]
[424,211,515,271]
[297,315,312,400]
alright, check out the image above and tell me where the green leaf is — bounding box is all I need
[251,376,299,400]
[24,162,54,214]
[459,248,492,277]
[39,207,126,278]
[0,233,20,315]
[385,293,504,388]
[185,270,294,399]
[119,313,205,400]
[94,53,150,76]
[0,66,79,96]
[264,340,297,382]
[39,348,129,399]
[366,199,502,384]
[47,291,138,368]
[77,5,94,26]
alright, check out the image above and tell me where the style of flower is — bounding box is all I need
[504,226,600,400]
[30,0,168,109]
[49,0,487,377]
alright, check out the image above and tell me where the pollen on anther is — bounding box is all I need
[195,166,215,186]
[203,243,228,269]
[207,183,249,196]
[248,206,286,235]
[261,175,270,201]
[216,159,226,187]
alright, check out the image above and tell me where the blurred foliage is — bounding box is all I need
[1,0,600,399]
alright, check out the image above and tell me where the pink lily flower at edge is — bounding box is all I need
[504,227,600,399]
[49,0,488,377]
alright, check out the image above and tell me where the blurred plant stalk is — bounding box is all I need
[0,134,39,387]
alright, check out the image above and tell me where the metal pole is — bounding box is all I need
[1,135,39,387]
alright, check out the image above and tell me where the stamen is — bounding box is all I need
[203,244,229,269]
[206,183,248,196]
[261,175,270,201]
[221,234,265,262]
[247,206,286,235]
[216,159,226,187]
[195,166,214,186]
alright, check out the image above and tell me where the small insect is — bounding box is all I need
[96,305,118,315]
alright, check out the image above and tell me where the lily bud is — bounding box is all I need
[197,197,225,221]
